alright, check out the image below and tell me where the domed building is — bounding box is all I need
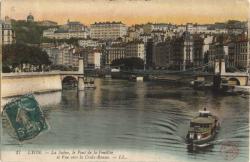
[27,13,34,22]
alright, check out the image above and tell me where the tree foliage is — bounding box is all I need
[3,43,51,72]
[11,20,52,44]
[50,65,77,71]
[111,57,144,70]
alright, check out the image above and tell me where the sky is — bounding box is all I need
[1,0,249,25]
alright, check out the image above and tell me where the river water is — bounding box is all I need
[2,78,249,162]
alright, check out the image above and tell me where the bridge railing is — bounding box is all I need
[2,71,83,77]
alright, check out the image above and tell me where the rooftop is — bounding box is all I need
[91,21,125,25]
[191,116,214,124]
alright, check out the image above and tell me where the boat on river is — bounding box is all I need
[186,108,219,148]
[84,78,96,89]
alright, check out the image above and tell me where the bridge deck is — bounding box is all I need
[2,71,83,77]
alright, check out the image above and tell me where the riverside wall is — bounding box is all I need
[2,73,62,98]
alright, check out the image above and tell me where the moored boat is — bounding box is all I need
[186,108,219,148]
[84,78,96,89]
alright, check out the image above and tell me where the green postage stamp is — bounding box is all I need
[3,94,48,141]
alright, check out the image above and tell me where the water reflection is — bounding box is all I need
[2,78,249,162]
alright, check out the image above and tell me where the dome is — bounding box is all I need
[27,13,34,22]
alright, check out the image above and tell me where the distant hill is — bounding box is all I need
[11,20,54,44]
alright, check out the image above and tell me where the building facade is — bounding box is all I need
[87,50,102,69]
[90,22,127,40]
[107,44,126,64]
[1,18,15,45]
[43,28,89,39]
[234,39,249,69]
[192,36,204,67]
[125,41,145,60]
[153,40,171,68]
[171,32,194,70]
[43,43,79,68]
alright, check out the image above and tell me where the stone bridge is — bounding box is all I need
[1,59,85,98]
[214,59,249,86]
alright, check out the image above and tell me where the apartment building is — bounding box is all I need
[90,22,127,40]
[1,18,15,45]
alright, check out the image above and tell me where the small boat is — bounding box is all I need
[192,80,213,90]
[128,75,144,82]
[128,75,137,81]
[193,80,205,90]
[186,108,219,148]
[84,78,96,89]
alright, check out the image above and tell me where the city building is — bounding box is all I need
[43,28,89,39]
[226,20,247,35]
[186,23,208,34]
[66,20,87,32]
[151,30,167,43]
[41,43,59,64]
[90,22,127,40]
[27,13,34,22]
[126,28,140,41]
[106,40,145,65]
[171,32,194,70]
[42,43,80,68]
[145,38,154,69]
[78,39,101,48]
[174,25,186,34]
[57,44,79,67]
[0,17,15,45]
[53,29,71,39]
[192,36,204,67]
[125,40,145,60]
[143,23,173,34]
[42,28,58,38]
[106,43,126,64]
[228,41,236,68]
[43,20,89,39]
[87,50,102,69]
[175,23,227,35]
[153,40,172,69]
[139,33,152,43]
[207,36,229,69]
[37,20,58,27]
[234,37,249,69]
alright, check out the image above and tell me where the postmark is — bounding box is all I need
[220,140,239,160]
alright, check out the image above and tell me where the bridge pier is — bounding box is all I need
[78,76,85,91]
[77,57,85,90]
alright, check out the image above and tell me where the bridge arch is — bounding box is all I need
[61,75,78,81]
[61,75,78,87]
[228,77,240,86]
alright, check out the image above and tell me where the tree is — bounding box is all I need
[111,57,144,70]
[11,20,52,44]
[2,43,51,72]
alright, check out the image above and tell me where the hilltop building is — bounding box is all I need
[0,17,15,45]
[90,22,127,40]
[27,13,34,22]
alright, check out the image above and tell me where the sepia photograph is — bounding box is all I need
[1,0,249,161]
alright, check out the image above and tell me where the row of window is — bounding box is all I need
[236,54,248,60]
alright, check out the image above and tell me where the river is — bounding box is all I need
[2,78,249,162]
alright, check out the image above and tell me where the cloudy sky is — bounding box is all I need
[2,0,249,25]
